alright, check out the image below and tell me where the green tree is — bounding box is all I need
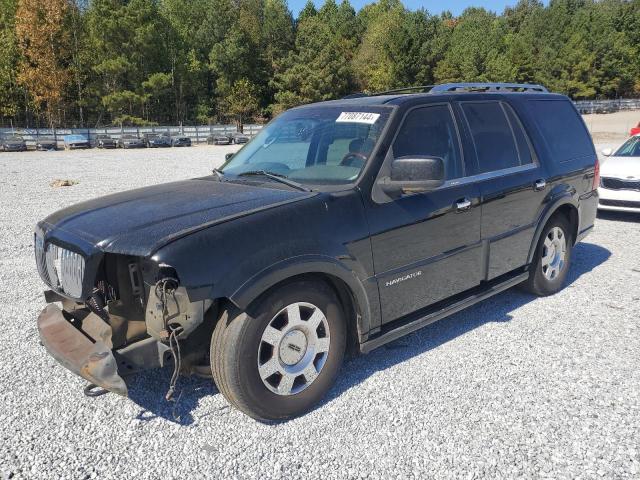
[353,4,405,91]
[0,0,22,123]
[272,14,354,112]
[297,0,317,23]
[263,0,295,70]
[85,0,174,124]
[434,8,501,83]
[220,78,260,131]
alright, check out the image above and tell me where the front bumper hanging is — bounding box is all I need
[37,304,129,396]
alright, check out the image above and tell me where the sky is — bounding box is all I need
[289,0,542,16]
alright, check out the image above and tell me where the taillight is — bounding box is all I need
[593,157,600,190]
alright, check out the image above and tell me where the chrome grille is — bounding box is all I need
[34,235,85,298]
[34,234,50,285]
[600,177,640,191]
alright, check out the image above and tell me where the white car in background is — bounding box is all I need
[598,134,640,212]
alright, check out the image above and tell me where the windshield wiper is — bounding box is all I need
[236,170,312,192]
[212,168,225,180]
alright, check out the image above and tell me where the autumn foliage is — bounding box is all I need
[15,0,72,127]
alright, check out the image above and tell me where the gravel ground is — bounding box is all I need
[1,145,639,479]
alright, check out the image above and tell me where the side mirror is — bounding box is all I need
[225,152,234,161]
[380,156,445,196]
[601,148,613,157]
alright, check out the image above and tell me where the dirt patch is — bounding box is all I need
[50,179,79,187]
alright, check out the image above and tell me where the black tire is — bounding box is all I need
[521,214,573,296]
[210,279,346,421]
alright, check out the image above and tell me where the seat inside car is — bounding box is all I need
[342,138,375,168]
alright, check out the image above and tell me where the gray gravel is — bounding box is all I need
[1,145,639,479]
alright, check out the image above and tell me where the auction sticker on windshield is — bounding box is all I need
[336,112,381,124]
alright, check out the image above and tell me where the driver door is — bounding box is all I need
[366,103,483,324]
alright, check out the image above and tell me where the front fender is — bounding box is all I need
[229,255,378,342]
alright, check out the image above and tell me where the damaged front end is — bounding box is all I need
[36,242,214,397]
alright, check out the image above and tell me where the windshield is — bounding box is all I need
[221,106,392,185]
[614,137,640,157]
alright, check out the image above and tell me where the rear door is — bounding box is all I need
[456,100,545,280]
[367,103,483,324]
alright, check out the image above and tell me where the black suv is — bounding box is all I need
[34,83,599,421]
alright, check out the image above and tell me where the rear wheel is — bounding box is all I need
[521,215,573,296]
[211,279,346,421]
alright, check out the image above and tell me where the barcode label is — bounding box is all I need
[336,112,381,124]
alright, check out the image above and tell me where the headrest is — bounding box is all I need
[349,138,375,154]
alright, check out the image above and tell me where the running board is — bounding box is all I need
[360,271,529,354]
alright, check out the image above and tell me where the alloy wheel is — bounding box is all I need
[257,302,330,396]
[541,226,567,280]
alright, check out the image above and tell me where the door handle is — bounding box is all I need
[455,198,472,212]
[534,179,546,191]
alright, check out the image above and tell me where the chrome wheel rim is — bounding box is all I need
[541,226,567,281]
[257,302,330,396]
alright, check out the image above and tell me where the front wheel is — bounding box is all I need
[521,215,573,296]
[211,279,346,421]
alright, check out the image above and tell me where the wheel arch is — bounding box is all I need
[228,256,376,348]
[527,196,579,264]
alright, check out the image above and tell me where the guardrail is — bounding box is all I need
[0,124,264,149]
[574,98,640,114]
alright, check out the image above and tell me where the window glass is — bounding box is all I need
[325,123,374,165]
[392,105,463,180]
[222,106,390,185]
[503,104,534,165]
[613,136,640,157]
[527,99,594,162]
[462,102,520,173]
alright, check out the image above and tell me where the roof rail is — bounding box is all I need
[373,85,435,95]
[341,83,548,100]
[430,83,548,93]
[341,86,434,99]
[342,93,369,99]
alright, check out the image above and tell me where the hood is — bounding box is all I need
[41,178,314,256]
[600,156,640,179]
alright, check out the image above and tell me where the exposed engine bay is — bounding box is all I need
[38,253,215,398]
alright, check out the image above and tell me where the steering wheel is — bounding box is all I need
[340,151,368,167]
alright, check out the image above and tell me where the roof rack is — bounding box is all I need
[341,82,548,100]
[373,85,436,95]
[429,82,548,93]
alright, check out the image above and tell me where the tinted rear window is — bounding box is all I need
[461,102,520,173]
[527,100,593,162]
